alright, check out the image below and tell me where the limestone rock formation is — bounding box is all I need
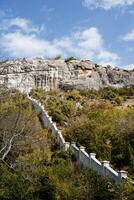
[0,58,134,93]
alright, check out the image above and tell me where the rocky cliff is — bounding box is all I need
[0,58,134,93]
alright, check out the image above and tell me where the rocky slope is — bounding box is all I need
[0,58,134,93]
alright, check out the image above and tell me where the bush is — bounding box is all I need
[114,96,123,105]
[66,90,82,100]
[65,57,77,62]
[54,55,61,60]
[50,109,65,124]
[101,88,117,100]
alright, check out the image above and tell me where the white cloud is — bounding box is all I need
[121,64,134,70]
[0,32,61,58]
[129,10,134,14]
[97,50,119,65]
[122,30,134,41]
[54,27,119,65]
[0,16,119,65]
[83,0,134,10]
[75,28,103,49]
[40,5,55,13]
[0,17,44,34]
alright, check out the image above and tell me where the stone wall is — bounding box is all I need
[28,95,129,184]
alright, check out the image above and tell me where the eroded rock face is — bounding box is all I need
[0,58,134,93]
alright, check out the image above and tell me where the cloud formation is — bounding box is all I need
[0,17,44,34]
[0,32,61,58]
[121,64,134,69]
[83,0,134,10]
[54,27,119,65]
[0,17,119,65]
[122,30,134,41]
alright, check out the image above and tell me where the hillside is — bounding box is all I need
[1,87,134,199]
[30,87,134,177]
[0,76,134,199]
[0,58,134,93]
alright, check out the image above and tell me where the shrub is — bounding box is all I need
[50,109,65,124]
[114,96,123,105]
[101,88,117,100]
[66,90,82,100]
[65,57,77,62]
[54,55,61,60]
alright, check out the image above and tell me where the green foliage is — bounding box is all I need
[65,57,77,62]
[101,88,117,100]
[65,108,134,172]
[1,87,133,199]
[30,86,134,177]
[80,89,98,99]
[50,108,65,124]
[121,181,134,200]
[54,55,61,60]
[66,90,82,101]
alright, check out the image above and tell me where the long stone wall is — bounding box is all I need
[28,95,128,184]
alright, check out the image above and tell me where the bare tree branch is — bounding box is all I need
[1,126,25,161]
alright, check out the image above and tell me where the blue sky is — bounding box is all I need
[0,0,134,68]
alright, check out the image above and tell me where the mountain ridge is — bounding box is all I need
[0,58,134,93]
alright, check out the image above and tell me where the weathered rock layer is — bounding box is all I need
[0,58,134,93]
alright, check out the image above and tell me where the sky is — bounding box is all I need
[0,0,134,68]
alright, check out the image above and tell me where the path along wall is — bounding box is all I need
[28,95,128,184]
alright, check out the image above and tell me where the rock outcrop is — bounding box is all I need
[0,58,134,93]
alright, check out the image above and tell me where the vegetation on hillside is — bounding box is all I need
[0,86,134,199]
[31,87,134,177]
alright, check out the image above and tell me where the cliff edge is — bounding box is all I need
[0,58,134,93]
